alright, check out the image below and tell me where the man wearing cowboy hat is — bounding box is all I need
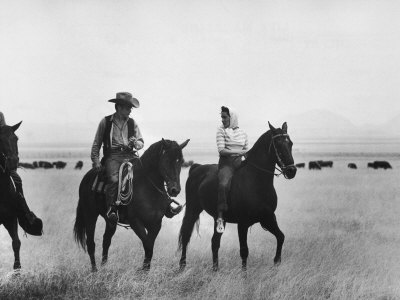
[91,92,144,226]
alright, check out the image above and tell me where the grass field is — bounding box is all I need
[0,160,399,299]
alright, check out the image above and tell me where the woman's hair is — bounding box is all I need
[221,106,230,116]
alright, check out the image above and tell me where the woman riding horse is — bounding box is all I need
[179,122,296,271]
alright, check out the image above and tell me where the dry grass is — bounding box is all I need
[0,161,399,299]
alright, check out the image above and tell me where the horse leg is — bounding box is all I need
[101,222,117,266]
[260,212,285,265]
[4,218,21,271]
[211,219,225,271]
[178,208,202,271]
[86,216,98,272]
[238,223,249,271]
[131,219,161,271]
[142,222,162,271]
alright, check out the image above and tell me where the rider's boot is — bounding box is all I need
[165,203,183,218]
[11,171,37,225]
[106,182,119,226]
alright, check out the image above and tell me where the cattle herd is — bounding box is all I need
[18,160,84,170]
[294,160,393,170]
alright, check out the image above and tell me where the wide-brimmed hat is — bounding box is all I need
[108,92,140,108]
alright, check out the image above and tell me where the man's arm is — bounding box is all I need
[91,118,106,168]
[131,121,144,150]
[0,112,6,126]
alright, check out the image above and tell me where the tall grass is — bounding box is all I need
[0,163,399,299]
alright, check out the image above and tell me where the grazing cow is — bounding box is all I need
[368,161,392,169]
[317,160,333,167]
[38,161,53,169]
[295,163,305,168]
[18,162,36,169]
[309,161,321,170]
[75,161,83,170]
[53,161,67,169]
[348,163,357,169]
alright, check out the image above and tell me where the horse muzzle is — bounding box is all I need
[283,165,297,179]
[167,184,181,197]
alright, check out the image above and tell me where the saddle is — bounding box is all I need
[91,161,135,205]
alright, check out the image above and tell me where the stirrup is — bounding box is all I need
[216,218,225,233]
[107,207,119,225]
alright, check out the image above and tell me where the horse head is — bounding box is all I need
[158,138,190,197]
[0,121,22,173]
[268,122,297,179]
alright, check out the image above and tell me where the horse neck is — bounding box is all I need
[137,144,163,184]
[245,132,276,175]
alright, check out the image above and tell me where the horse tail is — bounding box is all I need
[73,195,87,251]
[178,168,202,251]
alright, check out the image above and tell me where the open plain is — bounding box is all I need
[0,155,399,300]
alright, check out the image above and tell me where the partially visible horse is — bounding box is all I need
[178,122,297,271]
[74,139,189,272]
[348,163,357,169]
[0,122,24,270]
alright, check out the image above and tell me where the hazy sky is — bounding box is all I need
[1,0,400,144]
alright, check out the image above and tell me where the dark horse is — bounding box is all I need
[178,122,296,271]
[0,122,24,271]
[74,139,189,272]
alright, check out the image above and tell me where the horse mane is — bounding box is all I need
[245,130,271,161]
[139,139,182,170]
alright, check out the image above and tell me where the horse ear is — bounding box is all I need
[282,122,287,133]
[179,139,190,149]
[12,121,22,132]
[268,121,276,131]
[161,138,167,147]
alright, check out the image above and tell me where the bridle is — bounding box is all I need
[0,152,8,174]
[248,132,295,178]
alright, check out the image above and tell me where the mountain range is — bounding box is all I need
[14,110,400,147]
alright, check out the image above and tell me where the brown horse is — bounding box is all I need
[178,122,296,271]
[74,138,189,272]
[0,122,24,271]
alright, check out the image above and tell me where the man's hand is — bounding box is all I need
[92,161,102,172]
[128,137,137,150]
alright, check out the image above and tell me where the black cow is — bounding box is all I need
[309,161,321,170]
[368,161,392,170]
[53,161,67,169]
[348,163,357,169]
[317,160,333,168]
[75,161,83,170]
[295,163,305,168]
[38,161,53,169]
[33,161,39,168]
[18,162,36,169]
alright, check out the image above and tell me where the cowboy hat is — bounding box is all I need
[108,92,140,108]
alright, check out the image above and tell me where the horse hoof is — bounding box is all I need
[91,266,98,272]
[212,265,219,272]
[179,263,186,272]
[273,257,281,265]
[101,260,107,266]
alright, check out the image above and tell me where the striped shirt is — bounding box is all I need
[216,126,248,153]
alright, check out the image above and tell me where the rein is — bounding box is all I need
[0,152,8,174]
[137,151,182,206]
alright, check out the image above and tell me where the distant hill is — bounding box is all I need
[284,110,400,140]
